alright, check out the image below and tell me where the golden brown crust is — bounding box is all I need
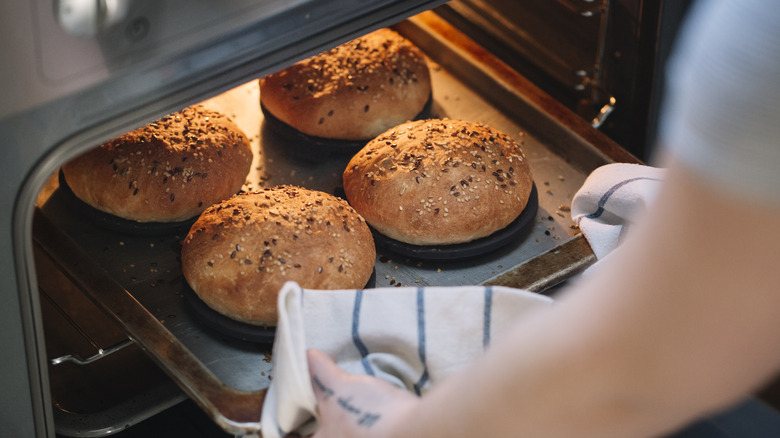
[343,119,534,245]
[259,28,431,140]
[180,186,376,326]
[61,105,253,223]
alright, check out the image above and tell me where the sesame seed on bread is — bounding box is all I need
[61,105,253,223]
[343,119,534,246]
[259,28,431,141]
[181,186,376,326]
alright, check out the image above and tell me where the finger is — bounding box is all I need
[307,349,341,403]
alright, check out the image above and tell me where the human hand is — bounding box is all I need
[307,349,420,438]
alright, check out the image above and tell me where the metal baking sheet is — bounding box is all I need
[34,11,638,436]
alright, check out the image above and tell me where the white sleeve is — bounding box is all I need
[657,0,780,203]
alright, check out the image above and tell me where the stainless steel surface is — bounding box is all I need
[484,233,596,293]
[31,13,637,436]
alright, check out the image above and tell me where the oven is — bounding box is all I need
[3,1,779,437]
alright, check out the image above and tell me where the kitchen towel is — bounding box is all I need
[259,281,553,438]
[571,163,665,261]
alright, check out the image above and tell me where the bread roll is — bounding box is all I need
[181,186,376,326]
[259,28,431,141]
[61,105,253,223]
[343,119,534,246]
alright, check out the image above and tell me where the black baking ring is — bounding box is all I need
[370,183,539,261]
[183,285,277,344]
[183,268,377,343]
[57,169,198,236]
[260,93,433,160]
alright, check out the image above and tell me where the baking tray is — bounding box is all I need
[33,11,639,436]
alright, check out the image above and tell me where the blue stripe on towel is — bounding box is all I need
[586,177,662,219]
[352,289,374,375]
[483,286,493,349]
[413,287,430,395]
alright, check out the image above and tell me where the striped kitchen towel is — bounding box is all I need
[259,281,553,438]
[571,163,665,261]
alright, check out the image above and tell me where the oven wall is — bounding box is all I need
[434,0,695,162]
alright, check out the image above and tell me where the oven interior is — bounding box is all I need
[10,0,780,437]
[437,0,697,162]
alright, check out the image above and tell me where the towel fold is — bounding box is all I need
[571,163,665,260]
[259,281,553,438]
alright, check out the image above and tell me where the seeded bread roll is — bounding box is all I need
[61,105,253,223]
[259,28,431,141]
[343,119,534,246]
[181,186,376,326]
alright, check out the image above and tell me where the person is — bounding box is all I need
[303,0,780,437]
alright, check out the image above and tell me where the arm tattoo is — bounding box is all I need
[311,373,383,428]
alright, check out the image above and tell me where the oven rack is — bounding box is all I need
[34,228,190,437]
[49,337,134,367]
[41,287,135,367]
[34,209,267,435]
[34,11,638,436]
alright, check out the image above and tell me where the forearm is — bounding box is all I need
[397,159,780,438]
